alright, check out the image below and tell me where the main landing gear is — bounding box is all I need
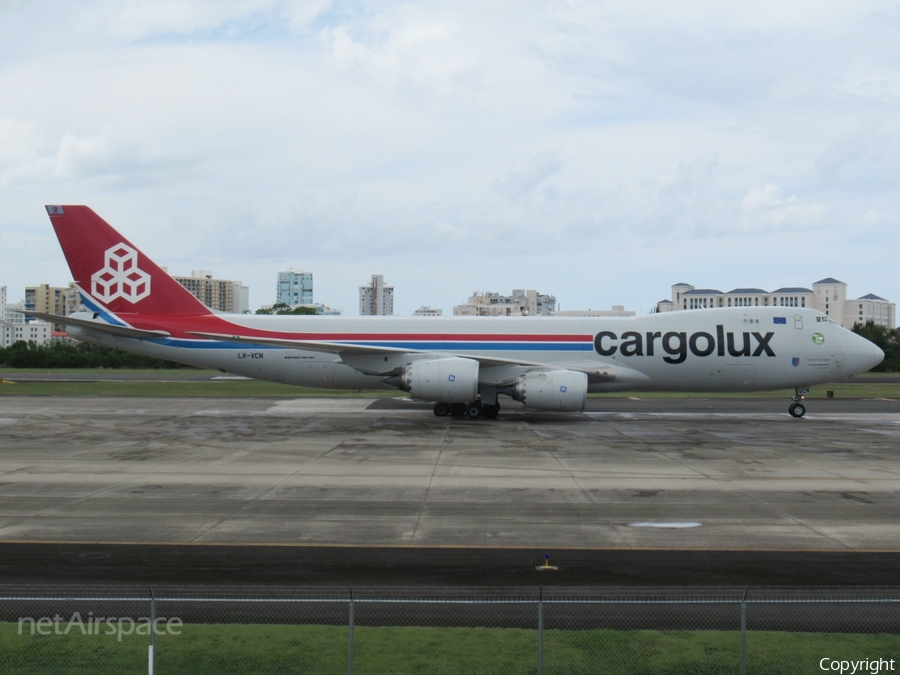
[433,401,500,420]
[788,388,809,418]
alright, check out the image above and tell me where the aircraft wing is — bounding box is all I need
[188,330,564,369]
[21,311,171,340]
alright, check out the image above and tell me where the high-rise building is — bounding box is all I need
[62,283,87,317]
[359,275,394,315]
[1,286,51,347]
[277,270,313,306]
[171,270,250,314]
[24,283,72,332]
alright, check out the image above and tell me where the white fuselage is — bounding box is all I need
[68,306,881,394]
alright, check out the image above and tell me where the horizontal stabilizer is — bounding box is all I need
[22,311,171,340]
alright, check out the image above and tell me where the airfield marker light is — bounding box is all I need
[536,552,558,571]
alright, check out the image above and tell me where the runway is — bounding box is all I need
[1,396,899,553]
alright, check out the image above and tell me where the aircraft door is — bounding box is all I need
[794,315,803,329]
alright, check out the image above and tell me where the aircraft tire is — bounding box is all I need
[482,404,500,420]
[788,402,806,418]
[465,402,483,419]
[450,403,467,418]
[433,402,450,417]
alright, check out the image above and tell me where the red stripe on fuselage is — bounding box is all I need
[118,313,594,342]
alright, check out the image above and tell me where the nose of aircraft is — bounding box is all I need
[843,331,885,374]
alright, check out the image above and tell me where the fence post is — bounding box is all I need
[740,586,749,675]
[348,588,355,675]
[149,584,157,675]
[538,588,544,675]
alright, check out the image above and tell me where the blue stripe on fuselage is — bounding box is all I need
[151,338,281,349]
[80,294,128,327]
[347,342,594,351]
[147,338,593,351]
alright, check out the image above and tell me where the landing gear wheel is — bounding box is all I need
[789,402,806,418]
[465,402,483,419]
[482,404,500,419]
[450,403,466,418]
[433,402,450,417]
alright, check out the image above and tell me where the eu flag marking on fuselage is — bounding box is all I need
[774,317,787,324]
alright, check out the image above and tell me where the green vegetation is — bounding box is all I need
[852,321,900,372]
[0,378,395,398]
[255,302,319,315]
[0,341,192,369]
[591,381,900,399]
[1,623,899,674]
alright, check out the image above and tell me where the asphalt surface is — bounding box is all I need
[1,542,900,588]
[2,395,900,589]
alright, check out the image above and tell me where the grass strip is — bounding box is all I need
[590,383,900,399]
[1,379,898,399]
[2,623,899,674]
[0,380,398,398]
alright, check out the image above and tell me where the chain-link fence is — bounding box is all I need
[1,585,898,674]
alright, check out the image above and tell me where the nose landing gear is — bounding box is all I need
[789,388,809,418]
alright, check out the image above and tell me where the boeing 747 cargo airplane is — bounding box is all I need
[26,206,884,419]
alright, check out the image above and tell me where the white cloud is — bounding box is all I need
[834,66,900,101]
[742,183,786,211]
[492,150,561,202]
[740,184,826,232]
[54,128,142,179]
[1,0,899,313]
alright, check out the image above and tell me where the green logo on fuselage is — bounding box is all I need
[812,332,825,345]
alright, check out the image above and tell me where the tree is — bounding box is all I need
[255,303,318,316]
[851,321,900,372]
[0,340,195,369]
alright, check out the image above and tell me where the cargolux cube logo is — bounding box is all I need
[91,244,151,304]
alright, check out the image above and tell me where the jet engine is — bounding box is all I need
[399,357,479,403]
[506,370,588,412]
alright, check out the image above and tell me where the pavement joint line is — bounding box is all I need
[190,428,359,543]
[2,539,900,553]
[5,468,900,482]
[525,418,628,543]
[409,417,451,543]
[656,443,855,551]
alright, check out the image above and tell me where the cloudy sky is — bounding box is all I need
[1,0,898,315]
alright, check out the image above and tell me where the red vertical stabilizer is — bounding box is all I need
[45,205,212,316]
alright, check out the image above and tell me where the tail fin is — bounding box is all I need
[45,205,211,316]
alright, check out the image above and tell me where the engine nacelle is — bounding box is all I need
[509,370,587,412]
[399,357,479,403]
